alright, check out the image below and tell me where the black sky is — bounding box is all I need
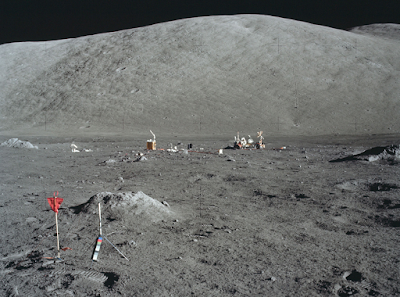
[1,0,400,45]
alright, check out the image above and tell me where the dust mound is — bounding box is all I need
[0,138,38,149]
[330,144,400,163]
[72,191,173,223]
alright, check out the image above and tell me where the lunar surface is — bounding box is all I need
[0,15,399,296]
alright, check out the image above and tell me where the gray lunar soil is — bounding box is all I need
[0,14,400,296]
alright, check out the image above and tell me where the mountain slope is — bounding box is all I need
[1,14,399,136]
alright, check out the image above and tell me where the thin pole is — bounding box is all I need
[55,211,60,258]
[199,117,202,132]
[99,202,102,236]
[92,202,103,262]
[104,236,129,261]
[277,116,280,131]
[200,185,202,218]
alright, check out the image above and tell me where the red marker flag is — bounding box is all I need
[46,191,64,259]
[47,191,63,213]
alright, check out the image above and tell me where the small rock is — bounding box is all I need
[42,260,55,267]
[342,271,351,280]
[26,217,38,223]
[136,156,147,162]
[105,159,117,164]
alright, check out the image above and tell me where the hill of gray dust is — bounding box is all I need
[0,14,399,136]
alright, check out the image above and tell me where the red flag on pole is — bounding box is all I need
[47,191,63,213]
